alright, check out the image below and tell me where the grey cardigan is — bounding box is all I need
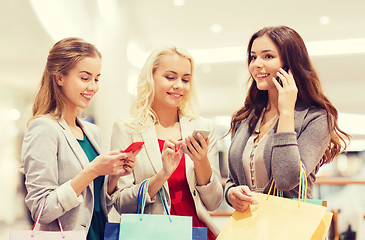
[225,101,331,205]
[21,116,117,231]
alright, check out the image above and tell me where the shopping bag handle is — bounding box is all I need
[137,179,147,214]
[139,179,150,217]
[137,179,172,222]
[159,186,172,222]
[31,198,65,237]
[267,162,308,207]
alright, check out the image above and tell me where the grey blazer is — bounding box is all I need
[225,101,331,205]
[21,116,115,231]
[110,115,223,236]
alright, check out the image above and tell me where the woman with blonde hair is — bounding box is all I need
[22,37,135,240]
[111,45,223,239]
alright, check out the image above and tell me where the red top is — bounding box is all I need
[158,139,216,240]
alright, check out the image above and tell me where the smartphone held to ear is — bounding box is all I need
[276,65,289,87]
[192,129,210,145]
[122,141,144,153]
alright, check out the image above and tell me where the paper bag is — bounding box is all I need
[217,192,328,240]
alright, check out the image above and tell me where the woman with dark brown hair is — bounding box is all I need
[225,26,350,211]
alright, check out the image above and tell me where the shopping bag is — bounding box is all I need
[312,211,333,240]
[119,179,193,240]
[104,222,203,240]
[270,163,333,239]
[9,229,86,240]
[106,223,205,240]
[192,227,208,240]
[9,200,86,240]
[217,164,330,240]
[104,222,119,240]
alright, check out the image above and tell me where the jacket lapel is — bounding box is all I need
[141,125,163,174]
[229,116,252,186]
[77,118,102,155]
[58,119,90,169]
[179,116,195,177]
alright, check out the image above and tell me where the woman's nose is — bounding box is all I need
[173,79,183,89]
[88,80,98,92]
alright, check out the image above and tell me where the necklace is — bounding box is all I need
[256,109,279,141]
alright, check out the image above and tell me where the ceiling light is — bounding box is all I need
[338,112,365,136]
[9,108,20,121]
[97,0,118,23]
[29,0,93,41]
[173,0,184,6]
[319,16,331,25]
[210,24,222,33]
[127,41,148,68]
[201,64,212,74]
[306,38,365,56]
[127,38,365,67]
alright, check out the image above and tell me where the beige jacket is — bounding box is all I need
[110,115,223,236]
[22,116,118,231]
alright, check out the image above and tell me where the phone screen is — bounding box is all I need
[192,130,210,144]
[122,142,144,153]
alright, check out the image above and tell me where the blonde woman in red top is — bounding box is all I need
[110,45,223,239]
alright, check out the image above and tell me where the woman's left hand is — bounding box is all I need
[182,133,209,165]
[273,68,298,116]
[182,133,212,185]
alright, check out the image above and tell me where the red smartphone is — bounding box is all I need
[122,141,144,153]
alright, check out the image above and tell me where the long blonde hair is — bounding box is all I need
[126,45,198,131]
[30,37,101,123]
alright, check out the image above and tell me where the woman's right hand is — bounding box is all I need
[227,185,258,212]
[160,139,183,178]
[89,150,133,177]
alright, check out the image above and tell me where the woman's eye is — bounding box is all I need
[265,54,274,59]
[81,77,89,80]
[250,56,257,61]
[182,79,190,83]
[165,76,174,80]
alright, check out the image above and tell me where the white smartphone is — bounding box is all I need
[192,129,210,145]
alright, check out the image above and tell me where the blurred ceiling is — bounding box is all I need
[1,0,365,119]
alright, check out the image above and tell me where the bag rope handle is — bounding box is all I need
[31,199,65,238]
[159,186,172,222]
[137,180,147,214]
[137,179,172,222]
[267,162,308,208]
[139,179,150,220]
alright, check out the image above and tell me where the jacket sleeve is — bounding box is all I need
[110,120,156,214]
[22,118,82,224]
[194,119,223,211]
[271,109,330,191]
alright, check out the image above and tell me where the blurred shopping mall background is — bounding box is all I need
[1,0,365,239]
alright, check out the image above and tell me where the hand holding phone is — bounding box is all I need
[276,65,289,87]
[192,129,210,145]
[122,141,144,153]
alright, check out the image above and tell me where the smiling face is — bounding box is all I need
[151,53,191,112]
[56,56,101,111]
[248,35,284,91]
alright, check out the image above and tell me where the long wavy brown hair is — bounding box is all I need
[30,37,101,123]
[228,26,350,165]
